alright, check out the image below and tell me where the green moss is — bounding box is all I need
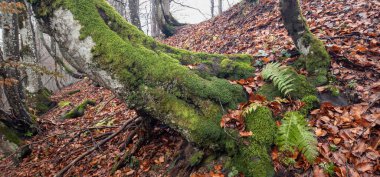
[27,88,56,115]
[300,95,319,115]
[300,32,330,86]
[282,68,316,99]
[61,99,96,119]
[257,83,283,101]
[189,151,204,166]
[0,122,21,145]
[67,89,80,95]
[229,106,275,177]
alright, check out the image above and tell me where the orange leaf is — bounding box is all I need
[239,131,253,137]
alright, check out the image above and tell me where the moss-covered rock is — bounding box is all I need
[61,99,96,119]
[0,122,21,146]
[27,88,56,115]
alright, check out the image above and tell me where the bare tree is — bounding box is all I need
[151,0,183,37]
[129,0,142,29]
[218,0,222,15]
[210,0,215,17]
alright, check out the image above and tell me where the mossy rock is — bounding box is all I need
[189,151,204,166]
[28,88,57,115]
[0,122,21,145]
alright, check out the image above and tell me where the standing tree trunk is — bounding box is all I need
[1,0,37,134]
[20,1,43,94]
[280,0,330,86]
[210,0,215,17]
[29,0,274,176]
[218,0,222,15]
[106,0,128,19]
[128,0,141,30]
[151,0,183,37]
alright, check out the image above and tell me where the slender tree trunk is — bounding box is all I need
[280,0,330,86]
[30,0,274,176]
[150,0,159,37]
[218,0,222,15]
[1,0,37,134]
[210,0,215,17]
[128,0,141,30]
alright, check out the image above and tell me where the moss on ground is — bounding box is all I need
[257,83,283,101]
[61,99,96,119]
[300,95,319,115]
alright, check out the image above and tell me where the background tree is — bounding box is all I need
[151,0,184,37]
[129,0,142,30]
[210,0,215,17]
[218,0,222,15]
[280,0,330,86]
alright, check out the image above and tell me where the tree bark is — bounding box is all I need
[151,0,183,37]
[20,1,43,94]
[128,0,141,30]
[280,0,330,86]
[218,0,222,15]
[29,0,274,176]
[106,0,128,19]
[210,0,215,17]
[1,0,37,134]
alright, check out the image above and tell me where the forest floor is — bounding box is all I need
[1,0,379,176]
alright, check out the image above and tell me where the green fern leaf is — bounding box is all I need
[276,111,318,163]
[261,62,296,96]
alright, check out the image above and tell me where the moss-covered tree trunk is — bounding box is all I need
[29,0,275,176]
[280,0,330,86]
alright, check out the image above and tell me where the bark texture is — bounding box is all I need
[151,0,183,37]
[1,0,37,134]
[29,0,275,176]
[280,0,330,86]
[128,0,141,30]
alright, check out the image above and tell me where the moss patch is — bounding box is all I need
[28,88,56,115]
[61,99,96,119]
[300,95,319,115]
[300,32,331,86]
[189,151,204,166]
[257,83,283,101]
[0,122,21,145]
[230,106,276,177]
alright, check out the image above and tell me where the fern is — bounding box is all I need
[261,62,295,96]
[276,111,318,163]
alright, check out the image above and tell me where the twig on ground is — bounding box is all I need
[54,116,141,177]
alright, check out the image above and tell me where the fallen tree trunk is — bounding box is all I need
[29,0,274,176]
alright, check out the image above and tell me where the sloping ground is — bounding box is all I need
[0,0,379,176]
[164,0,380,176]
[0,79,187,176]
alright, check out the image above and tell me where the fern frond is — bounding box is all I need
[276,111,318,163]
[261,62,295,96]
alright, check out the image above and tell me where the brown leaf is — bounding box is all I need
[313,165,327,177]
[239,131,253,137]
[356,162,373,173]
